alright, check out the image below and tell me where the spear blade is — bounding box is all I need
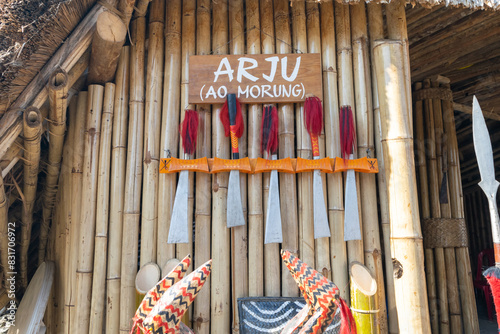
[472,95,500,248]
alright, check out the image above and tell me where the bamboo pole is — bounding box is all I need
[350,262,378,333]
[274,0,298,298]
[193,1,211,332]
[120,16,145,332]
[19,106,42,289]
[367,4,399,332]
[211,1,230,332]
[335,1,364,269]
[229,1,249,331]
[442,82,480,333]
[0,173,7,289]
[261,0,281,297]
[158,0,180,271]
[422,79,450,334]
[246,0,264,298]
[292,0,315,273]
[307,1,331,280]
[178,0,195,285]
[87,11,127,85]
[40,69,69,264]
[75,84,104,333]
[105,46,129,334]
[89,83,115,332]
[413,82,439,334]
[141,0,164,270]
[431,79,461,333]
[351,3,385,332]
[321,0,348,300]
[67,92,87,333]
[119,0,135,26]
[373,40,431,333]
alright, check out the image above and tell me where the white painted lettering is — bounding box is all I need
[213,57,234,82]
[281,56,301,82]
[250,85,261,99]
[263,56,280,82]
[205,86,217,99]
[282,84,291,98]
[217,86,228,98]
[237,57,259,82]
[261,85,273,98]
[238,85,249,98]
[292,84,302,97]
[273,84,282,97]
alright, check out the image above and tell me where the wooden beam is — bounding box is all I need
[453,102,500,121]
[0,3,108,161]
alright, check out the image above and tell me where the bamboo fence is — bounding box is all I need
[31,3,486,333]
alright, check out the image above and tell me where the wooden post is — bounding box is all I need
[87,11,127,85]
[67,92,87,333]
[75,84,104,333]
[261,0,281,297]
[193,1,211,332]
[105,46,129,334]
[40,69,69,265]
[321,0,348,300]
[367,3,399,332]
[246,0,264,298]
[413,82,439,334]
[422,79,450,334]
[274,0,299,298]
[373,40,431,333]
[441,82,480,333]
[89,83,115,332]
[229,1,249,331]
[158,0,181,271]
[141,0,164,270]
[19,107,42,289]
[120,16,145,332]
[351,3,386,332]
[211,1,230,332]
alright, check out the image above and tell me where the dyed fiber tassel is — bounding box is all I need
[484,266,500,330]
[220,98,244,138]
[340,105,356,160]
[304,96,323,138]
[261,105,279,155]
[337,298,358,334]
[181,109,199,156]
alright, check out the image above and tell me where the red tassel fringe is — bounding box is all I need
[484,266,500,328]
[304,96,323,137]
[337,298,357,334]
[220,98,244,138]
[261,105,279,156]
[180,109,199,155]
[340,105,356,160]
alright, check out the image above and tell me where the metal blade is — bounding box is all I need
[264,169,283,244]
[344,168,361,241]
[313,169,330,239]
[167,170,189,244]
[227,170,245,227]
[472,95,500,245]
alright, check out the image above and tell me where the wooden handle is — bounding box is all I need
[227,94,239,158]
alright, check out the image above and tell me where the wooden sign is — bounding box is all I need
[189,54,322,104]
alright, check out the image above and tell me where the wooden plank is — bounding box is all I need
[188,53,322,103]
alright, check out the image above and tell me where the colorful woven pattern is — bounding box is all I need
[281,250,356,334]
[142,259,212,333]
[131,255,191,333]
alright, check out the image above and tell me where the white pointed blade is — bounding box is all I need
[344,169,361,241]
[313,170,330,239]
[227,170,245,227]
[265,169,283,244]
[167,171,189,244]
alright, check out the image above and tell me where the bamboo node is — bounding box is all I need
[422,218,468,248]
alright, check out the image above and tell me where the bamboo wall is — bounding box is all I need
[35,1,477,333]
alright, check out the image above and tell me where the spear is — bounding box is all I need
[220,93,245,227]
[472,95,500,329]
[167,110,199,244]
[261,105,282,244]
